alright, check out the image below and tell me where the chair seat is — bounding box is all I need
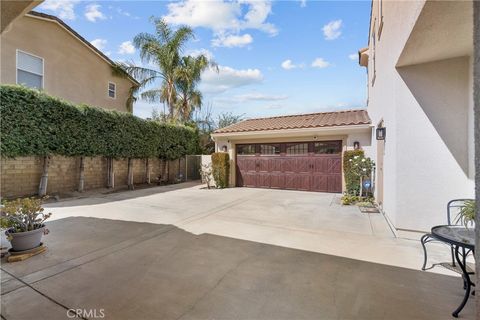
[439,262,475,274]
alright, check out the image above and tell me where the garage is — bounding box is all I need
[211,109,372,193]
[236,141,342,192]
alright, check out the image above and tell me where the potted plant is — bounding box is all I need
[455,200,476,228]
[1,198,51,252]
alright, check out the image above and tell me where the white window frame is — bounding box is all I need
[108,81,116,99]
[16,49,44,89]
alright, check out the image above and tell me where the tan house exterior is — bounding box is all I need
[0,11,138,112]
[359,0,474,232]
[211,110,372,193]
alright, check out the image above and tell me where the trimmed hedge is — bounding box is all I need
[211,152,229,188]
[0,85,200,159]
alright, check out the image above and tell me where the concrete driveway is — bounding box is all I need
[1,183,473,319]
[44,182,445,271]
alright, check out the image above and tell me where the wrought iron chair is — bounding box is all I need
[421,199,475,272]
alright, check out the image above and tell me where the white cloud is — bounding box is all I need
[163,0,277,48]
[200,65,263,93]
[186,48,214,60]
[85,4,106,22]
[299,0,307,8]
[118,41,135,55]
[348,53,358,60]
[281,59,304,70]
[38,0,79,20]
[281,59,295,70]
[235,93,287,102]
[212,34,253,48]
[323,19,342,40]
[311,58,330,68]
[90,39,107,50]
[217,93,288,103]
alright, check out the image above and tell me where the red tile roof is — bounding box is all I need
[214,109,370,134]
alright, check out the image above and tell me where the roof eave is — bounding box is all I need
[211,123,372,140]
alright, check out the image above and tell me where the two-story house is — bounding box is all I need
[359,0,475,232]
[1,8,138,112]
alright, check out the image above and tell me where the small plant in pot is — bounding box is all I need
[1,197,51,252]
[454,200,476,229]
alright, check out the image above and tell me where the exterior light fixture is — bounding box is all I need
[353,141,360,150]
[221,145,228,152]
[376,127,386,140]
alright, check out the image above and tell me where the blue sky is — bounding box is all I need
[37,0,370,119]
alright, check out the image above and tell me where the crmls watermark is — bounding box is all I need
[67,308,105,318]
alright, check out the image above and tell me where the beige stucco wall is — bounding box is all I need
[0,14,133,112]
[364,0,474,231]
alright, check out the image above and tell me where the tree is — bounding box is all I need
[117,18,194,120]
[174,55,215,121]
[217,112,245,129]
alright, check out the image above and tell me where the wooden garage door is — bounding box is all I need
[236,141,342,193]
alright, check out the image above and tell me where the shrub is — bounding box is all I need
[341,194,360,205]
[0,85,200,160]
[343,150,374,196]
[211,152,230,188]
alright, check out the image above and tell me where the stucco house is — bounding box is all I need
[211,109,372,193]
[0,9,138,113]
[358,0,475,232]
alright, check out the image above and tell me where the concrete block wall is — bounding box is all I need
[1,157,42,197]
[1,156,188,198]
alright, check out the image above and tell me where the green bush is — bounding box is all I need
[343,150,365,195]
[211,152,230,188]
[341,194,360,205]
[0,85,200,159]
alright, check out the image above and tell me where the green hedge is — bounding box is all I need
[211,152,230,188]
[0,85,199,159]
[343,149,365,195]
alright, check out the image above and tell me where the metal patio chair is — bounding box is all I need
[421,199,475,272]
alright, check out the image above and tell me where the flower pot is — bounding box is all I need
[7,226,45,252]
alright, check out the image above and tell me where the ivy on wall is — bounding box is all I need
[0,85,200,160]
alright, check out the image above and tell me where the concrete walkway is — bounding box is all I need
[1,217,474,319]
[44,183,452,272]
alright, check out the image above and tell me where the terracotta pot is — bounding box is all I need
[7,226,45,251]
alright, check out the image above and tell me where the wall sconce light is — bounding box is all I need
[221,145,228,152]
[353,141,360,150]
[376,127,386,140]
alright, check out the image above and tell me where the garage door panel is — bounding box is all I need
[270,174,285,189]
[257,173,271,188]
[242,172,257,187]
[295,157,310,174]
[311,175,328,192]
[236,141,342,193]
[269,158,282,172]
[282,158,296,173]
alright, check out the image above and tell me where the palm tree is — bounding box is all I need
[118,18,194,120]
[174,55,215,121]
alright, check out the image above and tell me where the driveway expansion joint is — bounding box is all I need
[1,268,88,320]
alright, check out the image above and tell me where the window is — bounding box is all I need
[108,82,116,98]
[285,143,308,155]
[16,50,43,89]
[314,141,342,154]
[260,144,280,155]
[237,145,256,155]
